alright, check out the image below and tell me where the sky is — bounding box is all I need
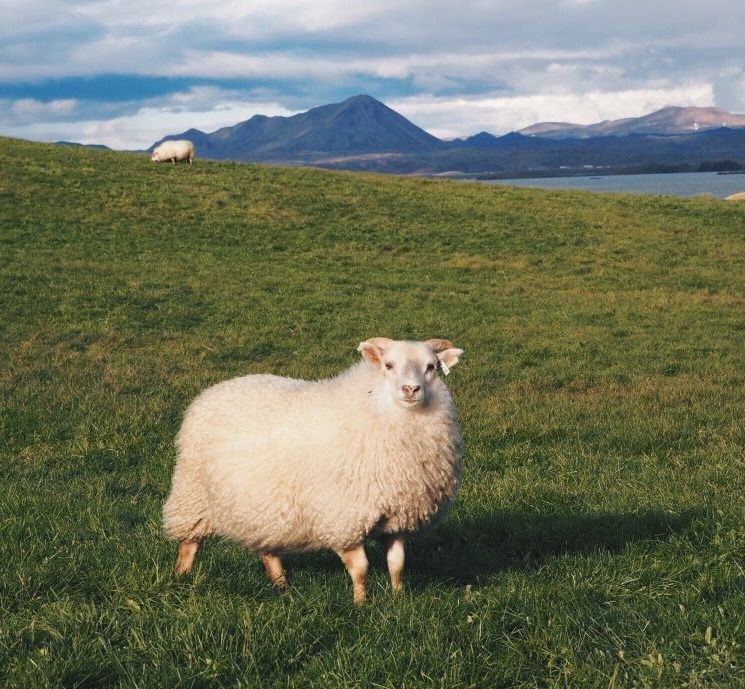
[1,0,743,150]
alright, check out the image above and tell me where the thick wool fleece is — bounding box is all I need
[163,360,462,553]
[151,139,194,163]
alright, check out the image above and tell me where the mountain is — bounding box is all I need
[450,131,502,148]
[56,141,111,150]
[148,96,745,176]
[313,128,745,176]
[519,106,745,139]
[150,95,444,161]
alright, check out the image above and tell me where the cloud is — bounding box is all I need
[391,82,716,139]
[0,1,743,147]
[0,97,79,127]
[0,87,298,149]
[714,68,745,112]
[72,0,399,34]
[3,1,744,82]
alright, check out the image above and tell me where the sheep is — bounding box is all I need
[162,337,464,604]
[151,139,195,165]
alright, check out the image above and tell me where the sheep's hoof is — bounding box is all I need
[262,553,288,591]
[175,540,200,575]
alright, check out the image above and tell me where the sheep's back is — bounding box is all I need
[174,374,371,548]
[155,140,193,158]
[173,371,462,551]
[177,374,340,454]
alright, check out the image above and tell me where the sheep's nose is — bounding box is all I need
[401,385,421,396]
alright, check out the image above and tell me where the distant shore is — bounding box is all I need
[474,170,745,198]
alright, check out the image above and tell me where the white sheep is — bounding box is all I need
[151,140,195,165]
[162,337,464,604]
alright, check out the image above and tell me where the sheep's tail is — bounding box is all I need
[162,462,212,542]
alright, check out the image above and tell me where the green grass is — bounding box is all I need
[1,137,743,688]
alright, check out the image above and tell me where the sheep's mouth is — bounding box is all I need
[399,396,424,407]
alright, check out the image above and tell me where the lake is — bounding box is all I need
[477,171,745,198]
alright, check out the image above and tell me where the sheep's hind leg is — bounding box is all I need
[338,544,368,605]
[175,540,200,575]
[383,535,406,593]
[262,553,288,590]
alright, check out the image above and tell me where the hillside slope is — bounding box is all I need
[1,138,744,689]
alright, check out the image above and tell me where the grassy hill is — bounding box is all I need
[1,137,743,688]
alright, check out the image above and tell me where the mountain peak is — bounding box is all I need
[341,94,379,105]
[150,94,443,160]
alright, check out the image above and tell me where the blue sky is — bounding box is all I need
[1,0,743,149]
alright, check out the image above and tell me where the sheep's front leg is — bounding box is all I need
[262,552,288,590]
[175,540,200,575]
[338,544,368,605]
[384,535,406,593]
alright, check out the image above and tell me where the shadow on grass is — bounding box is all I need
[205,501,702,593]
[403,504,702,586]
[189,483,704,594]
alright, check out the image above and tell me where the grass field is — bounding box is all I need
[1,137,743,688]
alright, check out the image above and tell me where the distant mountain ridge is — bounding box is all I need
[56,141,111,150]
[519,106,745,138]
[149,95,745,175]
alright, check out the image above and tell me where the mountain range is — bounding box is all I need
[519,106,745,138]
[150,95,745,176]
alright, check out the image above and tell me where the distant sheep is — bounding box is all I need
[163,337,464,604]
[151,140,195,165]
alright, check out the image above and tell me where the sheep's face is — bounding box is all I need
[358,338,463,410]
[150,151,161,162]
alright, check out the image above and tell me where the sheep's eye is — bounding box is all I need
[385,362,393,370]
[426,363,436,372]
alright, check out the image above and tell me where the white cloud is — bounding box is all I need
[0,1,743,147]
[90,0,410,37]
[11,98,77,116]
[0,97,79,126]
[0,91,298,149]
[714,68,745,112]
[391,83,716,138]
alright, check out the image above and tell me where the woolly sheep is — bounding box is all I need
[151,140,195,164]
[162,337,464,604]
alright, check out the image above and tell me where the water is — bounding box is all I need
[478,171,745,198]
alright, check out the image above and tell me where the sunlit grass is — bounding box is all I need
[1,138,743,688]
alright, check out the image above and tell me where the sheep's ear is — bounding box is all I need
[427,339,462,371]
[357,337,393,366]
[426,338,455,353]
[437,348,464,371]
